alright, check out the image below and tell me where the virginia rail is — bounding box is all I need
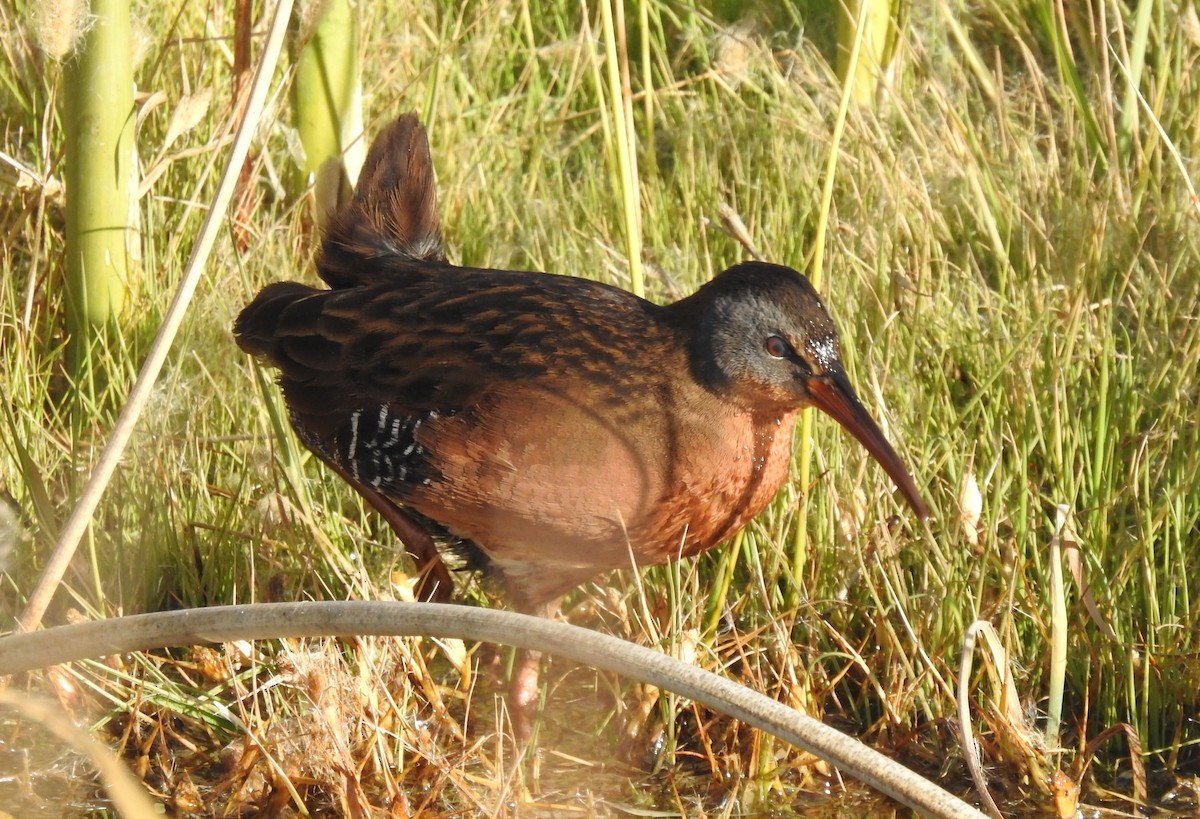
[235,113,928,736]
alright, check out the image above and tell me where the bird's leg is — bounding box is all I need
[319,457,455,601]
[508,597,561,743]
[367,493,454,602]
[509,647,543,743]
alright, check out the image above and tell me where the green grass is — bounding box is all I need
[2,0,1199,814]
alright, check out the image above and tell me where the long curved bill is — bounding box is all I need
[808,368,930,520]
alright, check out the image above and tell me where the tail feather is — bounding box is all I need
[320,112,444,288]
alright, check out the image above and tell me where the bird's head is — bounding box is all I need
[680,261,929,520]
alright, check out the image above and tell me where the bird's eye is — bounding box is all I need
[764,335,791,359]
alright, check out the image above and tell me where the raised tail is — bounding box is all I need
[319,112,445,289]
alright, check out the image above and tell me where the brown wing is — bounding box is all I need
[236,268,660,424]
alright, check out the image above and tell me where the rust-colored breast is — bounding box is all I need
[392,365,799,606]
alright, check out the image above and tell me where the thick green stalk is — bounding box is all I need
[292,0,362,217]
[837,0,897,107]
[62,0,137,377]
[1117,0,1154,156]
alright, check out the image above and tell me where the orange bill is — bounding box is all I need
[808,369,930,520]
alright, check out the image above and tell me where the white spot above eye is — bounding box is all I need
[808,336,837,369]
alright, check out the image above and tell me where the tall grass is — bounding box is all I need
[1,0,1198,813]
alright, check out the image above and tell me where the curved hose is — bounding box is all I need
[0,602,987,818]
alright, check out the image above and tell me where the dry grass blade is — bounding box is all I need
[958,619,1035,819]
[1076,722,1148,810]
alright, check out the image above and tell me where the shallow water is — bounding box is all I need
[0,730,108,816]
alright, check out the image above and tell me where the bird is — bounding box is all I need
[234,113,928,737]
